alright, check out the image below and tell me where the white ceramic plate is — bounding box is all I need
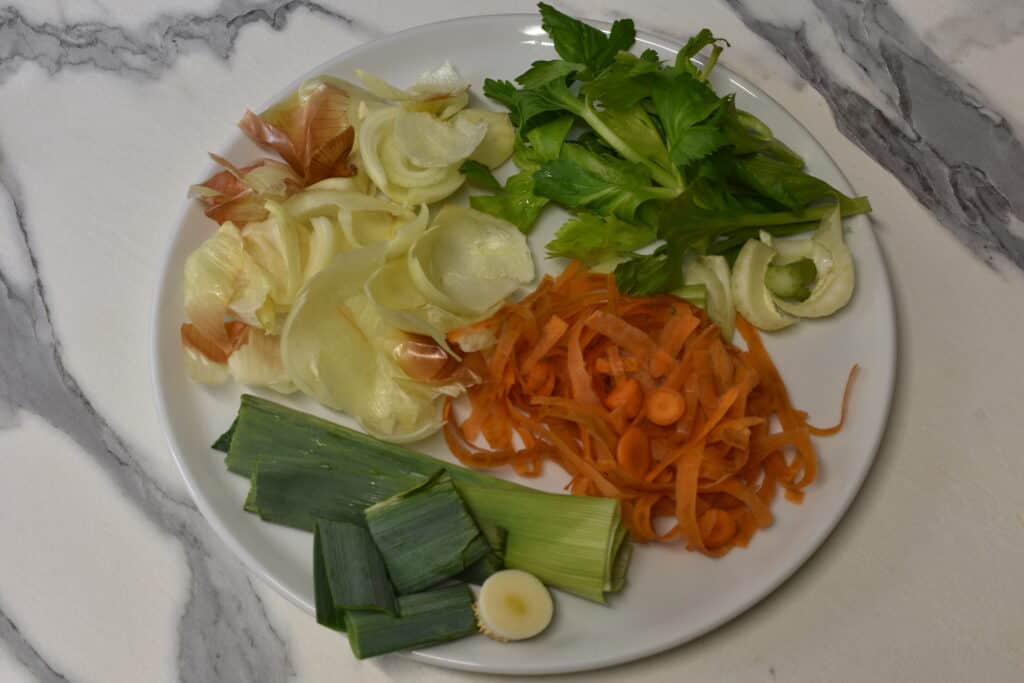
[153,14,896,675]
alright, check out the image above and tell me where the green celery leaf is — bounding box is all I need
[723,107,805,167]
[669,123,729,168]
[516,59,586,88]
[594,105,677,186]
[674,29,730,78]
[546,213,657,264]
[574,131,618,157]
[659,192,872,252]
[732,153,863,209]
[470,171,549,233]
[482,78,518,110]
[533,143,676,222]
[459,160,501,191]
[478,115,572,232]
[613,243,685,295]
[482,78,582,133]
[526,114,576,162]
[538,2,635,76]
[579,50,661,110]
[650,72,727,169]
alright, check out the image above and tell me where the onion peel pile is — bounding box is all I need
[445,263,856,556]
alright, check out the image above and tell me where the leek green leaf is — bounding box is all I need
[314,520,398,632]
[224,395,631,602]
[365,472,490,594]
[344,584,477,659]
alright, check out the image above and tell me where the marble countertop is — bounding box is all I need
[2,1,1023,681]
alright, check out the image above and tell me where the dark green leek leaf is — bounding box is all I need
[211,417,237,453]
[365,472,490,594]
[223,395,631,602]
[247,460,431,531]
[344,584,477,659]
[314,520,397,632]
[458,526,507,585]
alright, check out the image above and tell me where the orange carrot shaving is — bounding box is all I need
[808,364,859,435]
[521,315,569,374]
[445,263,856,557]
[604,378,642,417]
[616,427,651,479]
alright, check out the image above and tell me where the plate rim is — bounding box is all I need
[151,12,897,675]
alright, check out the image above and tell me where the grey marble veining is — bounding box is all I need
[725,0,1024,270]
[924,0,1024,60]
[0,0,376,82]
[0,0,1021,680]
[0,151,297,680]
[0,1,382,678]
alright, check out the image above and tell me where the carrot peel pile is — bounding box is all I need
[445,264,855,556]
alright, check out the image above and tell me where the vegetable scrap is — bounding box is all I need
[445,264,856,555]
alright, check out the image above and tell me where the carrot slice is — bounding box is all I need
[645,388,686,426]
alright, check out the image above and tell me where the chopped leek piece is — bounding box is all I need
[314,521,398,632]
[211,418,237,453]
[459,527,507,585]
[246,460,433,532]
[731,239,796,331]
[476,569,553,641]
[220,394,631,602]
[365,472,490,594]
[773,205,855,318]
[344,584,477,659]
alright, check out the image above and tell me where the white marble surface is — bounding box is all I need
[1,1,1023,681]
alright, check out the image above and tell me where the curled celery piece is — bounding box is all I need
[732,205,856,331]
[731,238,796,331]
[771,205,855,318]
[684,253,735,340]
[765,258,817,301]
